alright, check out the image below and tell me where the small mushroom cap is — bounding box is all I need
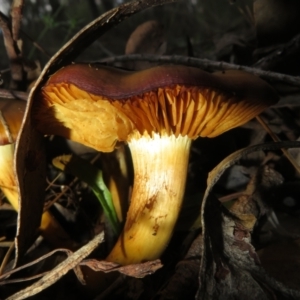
[34,64,278,152]
[0,99,26,145]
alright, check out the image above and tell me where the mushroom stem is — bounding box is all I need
[0,144,18,210]
[34,63,279,265]
[106,132,191,265]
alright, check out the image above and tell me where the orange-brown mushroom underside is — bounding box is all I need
[36,81,270,152]
[32,64,278,265]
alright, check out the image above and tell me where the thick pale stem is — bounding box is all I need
[106,133,191,265]
[0,144,18,210]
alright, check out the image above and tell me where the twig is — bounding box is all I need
[6,232,104,300]
[0,248,73,281]
[0,12,23,85]
[254,33,300,71]
[20,30,51,58]
[100,54,300,87]
[11,0,24,42]
[0,89,28,101]
[43,178,78,211]
[0,242,15,276]
[256,115,300,174]
[44,153,101,210]
[0,242,14,248]
[0,272,49,285]
[218,191,245,203]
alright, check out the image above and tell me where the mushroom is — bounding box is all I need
[0,98,25,210]
[0,98,76,249]
[33,64,278,264]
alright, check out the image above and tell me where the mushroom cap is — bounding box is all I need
[0,99,26,145]
[34,64,278,152]
[0,99,26,211]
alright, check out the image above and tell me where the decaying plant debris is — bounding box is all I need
[1,0,300,299]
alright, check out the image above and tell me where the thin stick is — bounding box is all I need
[0,89,28,101]
[44,153,101,211]
[256,115,300,174]
[6,232,104,300]
[0,242,15,276]
[0,248,73,281]
[0,272,49,285]
[43,178,78,211]
[0,242,14,248]
[218,191,245,203]
[100,54,300,87]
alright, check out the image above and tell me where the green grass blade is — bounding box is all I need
[53,154,120,235]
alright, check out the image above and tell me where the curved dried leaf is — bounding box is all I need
[198,141,300,299]
[14,0,177,265]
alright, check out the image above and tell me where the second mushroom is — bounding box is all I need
[33,64,278,265]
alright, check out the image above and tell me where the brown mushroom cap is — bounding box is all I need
[34,64,278,152]
[33,64,279,265]
[0,99,26,145]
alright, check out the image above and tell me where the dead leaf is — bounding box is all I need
[230,165,284,230]
[197,141,300,299]
[198,193,300,299]
[14,0,177,266]
[125,20,166,70]
[81,259,162,278]
[6,232,104,300]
